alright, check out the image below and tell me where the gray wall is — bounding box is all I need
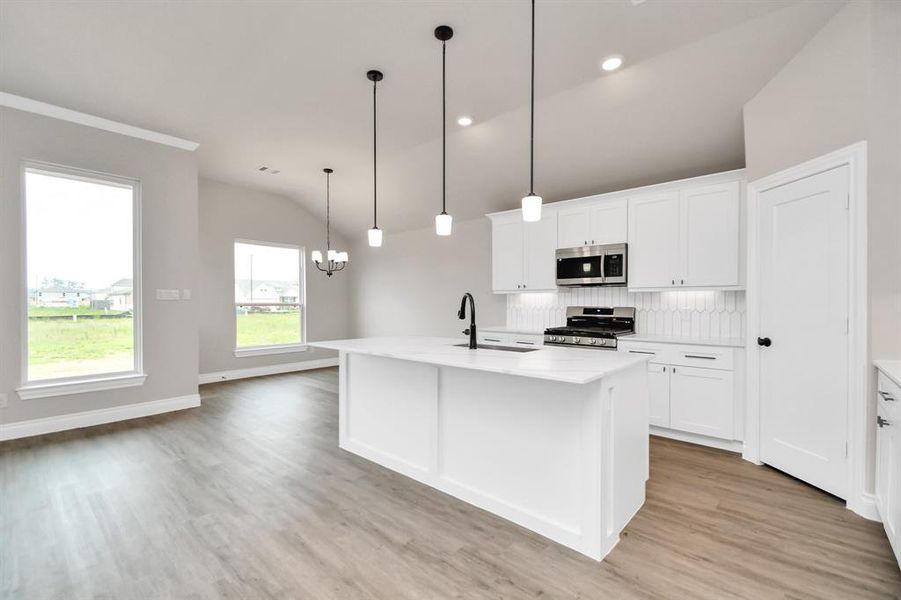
[198,178,347,375]
[348,218,506,338]
[742,0,901,492]
[0,107,199,423]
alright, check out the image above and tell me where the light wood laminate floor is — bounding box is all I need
[2,368,899,599]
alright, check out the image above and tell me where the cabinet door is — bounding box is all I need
[589,199,627,245]
[557,206,590,249]
[524,211,558,290]
[681,182,741,287]
[890,421,901,564]
[669,366,734,439]
[647,363,671,428]
[492,219,524,292]
[628,192,681,288]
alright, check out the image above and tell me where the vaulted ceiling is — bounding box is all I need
[0,0,841,238]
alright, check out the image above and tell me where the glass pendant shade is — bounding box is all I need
[522,194,542,222]
[435,212,453,236]
[336,251,349,262]
[311,250,323,263]
[327,249,338,261]
[368,227,383,247]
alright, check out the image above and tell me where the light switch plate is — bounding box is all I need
[182,289,191,300]
[0,393,8,409]
[156,289,180,301]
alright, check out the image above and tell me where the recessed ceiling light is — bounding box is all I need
[601,55,623,72]
[456,115,473,127]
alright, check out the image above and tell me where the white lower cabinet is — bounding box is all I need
[669,366,734,439]
[620,340,741,448]
[875,369,901,567]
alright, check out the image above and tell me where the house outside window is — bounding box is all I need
[233,240,305,356]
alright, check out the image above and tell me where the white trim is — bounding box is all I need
[19,161,144,391]
[198,357,338,385]
[0,92,199,151]
[744,142,869,518]
[650,426,743,453]
[17,373,147,400]
[0,393,200,441]
[233,344,309,358]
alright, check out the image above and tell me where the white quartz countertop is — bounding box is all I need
[618,334,745,348]
[875,360,901,387]
[309,336,648,385]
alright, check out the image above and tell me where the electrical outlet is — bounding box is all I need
[182,288,192,300]
[0,393,8,409]
[156,289,180,301]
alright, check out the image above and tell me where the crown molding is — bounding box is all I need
[0,92,199,151]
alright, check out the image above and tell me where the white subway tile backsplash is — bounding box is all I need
[507,289,745,341]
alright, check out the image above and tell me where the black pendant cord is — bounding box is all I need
[441,39,447,215]
[325,170,331,252]
[372,78,378,228]
[529,0,536,196]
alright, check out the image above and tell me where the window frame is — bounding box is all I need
[232,238,307,358]
[17,160,145,399]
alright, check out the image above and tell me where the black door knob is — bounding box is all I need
[757,337,772,347]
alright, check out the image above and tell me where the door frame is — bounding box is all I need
[744,141,873,520]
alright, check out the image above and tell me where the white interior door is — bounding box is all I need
[758,165,849,499]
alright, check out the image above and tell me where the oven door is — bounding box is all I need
[556,246,605,285]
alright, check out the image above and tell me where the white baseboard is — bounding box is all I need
[650,426,744,453]
[849,491,881,522]
[0,393,201,442]
[198,358,339,385]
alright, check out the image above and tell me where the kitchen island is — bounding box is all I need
[309,336,650,561]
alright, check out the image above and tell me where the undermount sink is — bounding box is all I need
[453,343,540,353]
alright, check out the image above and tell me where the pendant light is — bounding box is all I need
[435,25,454,236]
[521,0,542,222]
[311,168,348,276]
[367,69,384,247]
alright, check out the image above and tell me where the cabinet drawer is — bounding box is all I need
[478,332,543,348]
[878,372,900,415]
[618,341,667,361]
[668,346,734,371]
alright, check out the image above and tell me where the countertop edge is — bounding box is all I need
[309,339,648,385]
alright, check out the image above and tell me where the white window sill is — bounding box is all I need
[233,344,308,358]
[17,373,147,400]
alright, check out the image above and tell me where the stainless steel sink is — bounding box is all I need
[453,343,540,353]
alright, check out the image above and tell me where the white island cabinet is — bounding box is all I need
[310,336,650,561]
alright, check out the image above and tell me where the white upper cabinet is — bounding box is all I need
[491,219,524,292]
[681,182,741,287]
[628,178,743,290]
[556,198,627,249]
[490,170,744,294]
[524,212,558,290]
[628,192,681,288]
[490,211,557,293]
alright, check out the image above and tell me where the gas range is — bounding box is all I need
[543,306,635,350]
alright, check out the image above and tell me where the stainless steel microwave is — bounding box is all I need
[555,243,628,287]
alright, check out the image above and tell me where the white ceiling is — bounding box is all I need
[0,0,841,238]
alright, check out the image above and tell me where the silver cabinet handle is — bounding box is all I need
[684,354,716,360]
[879,391,896,401]
[629,350,655,355]
[483,337,501,343]
[515,340,535,345]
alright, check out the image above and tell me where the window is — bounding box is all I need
[234,241,304,355]
[23,164,142,389]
